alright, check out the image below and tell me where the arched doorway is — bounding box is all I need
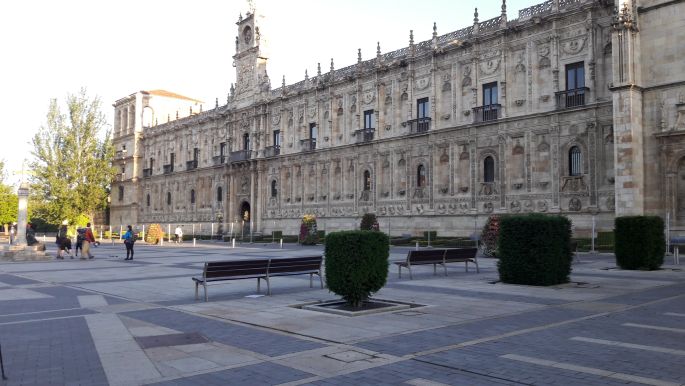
[240,201,251,236]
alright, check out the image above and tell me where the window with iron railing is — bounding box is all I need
[416,98,430,132]
[474,82,500,123]
[309,123,318,150]
[555,62,588,109]
[484,156,495,183]
[569,146,582,176]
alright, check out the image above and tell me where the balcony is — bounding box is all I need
[115,173,124,182]
[116,150,129,159]
[555,87,589,109]
[300,139,316,152]
[264,145,280,158]
[404,117,431,134]
[163,164,174,174]
[142,168,152,178]
[186,160,198,170]
[229,149,251,162]
[354,128,375,143]
[473,104,501,123]
[212,155,226,165]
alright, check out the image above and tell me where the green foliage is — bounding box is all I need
[615,216,665,270]
[481,215,501,257]
[0,183,17,228]
[29,89,116,226]
[324,231,389,308]
[497,214,572,286]
[146,223,164,244]
[360,213,378,231]
[299,214,319,245]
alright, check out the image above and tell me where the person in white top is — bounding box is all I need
[174,226,183,244]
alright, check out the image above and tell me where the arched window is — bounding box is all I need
[484,156,495,183]
[190,189,195,204]
[166,192,171,206]
[146,194,150,207]
[417,165,426,187]
[363,170,371,191]
[271,180,278,198]
[569,146,582,176]
[217,186,223,202]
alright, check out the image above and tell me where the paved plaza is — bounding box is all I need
[0,241,684,385]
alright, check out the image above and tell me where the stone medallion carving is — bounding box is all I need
[483,202,494,213]
[568,197,582,212]
[606,196,615,211]
[363,91,376,105]
[510,200,521,213]
[537,200,548,212]
[462,65,472,88]
[537,44,551,68]
[385,95,392,105]
[561,37,587,56]
[271,112,280,126]
[416,77,431,91]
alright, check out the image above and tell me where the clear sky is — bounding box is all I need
[0,0,535,186]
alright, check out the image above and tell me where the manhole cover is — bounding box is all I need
[135,332,208,349]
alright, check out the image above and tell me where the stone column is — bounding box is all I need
[14,182,29,246]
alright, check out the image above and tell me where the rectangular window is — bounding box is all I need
[219,142,226,157]
[170,153,175,172]
[118,186,124,201]
[364,110,375,130]
[193,148,200,162]
[483,82,498,105]
[273,130,281,148]
[417,98,430,119]
[243,134,250,150]
[565,62,586,107]
[149,157,154,169]
[309,123,318,150]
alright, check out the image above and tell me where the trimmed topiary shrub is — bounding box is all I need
[481,215,501,257]
[299,214,319,245]
[146,223,163,244]
[498,214,572,286]
[360,213,379,231]
[615,216,665,270]
[325,231,389,308]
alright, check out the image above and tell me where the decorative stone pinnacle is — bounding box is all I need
[502,0,506,15]
[282,75,286,88]
[215,98,218,108]
[330,58,335,72]
[377,42,381,56]
[305,69,309,80]
[176,111,179,119]
[167,114,170,123]
[189,106,192,115]
[474,8,479,24]
[409,30,414,45]
[357,48,362,63]
[317,62,321,76]
[433,22,437,38]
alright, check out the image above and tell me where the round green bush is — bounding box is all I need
[615,216,665,270]
[324,231,389,308]
[497,214,572,286]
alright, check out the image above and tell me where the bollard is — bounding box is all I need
[193,238,196,247]
[160,236,163,246]
[43,234,46,243]
[415,241,419,250]
[232,238,235,248]
[280,238,283,249]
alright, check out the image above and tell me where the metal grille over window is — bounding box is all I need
[569,146,582,176]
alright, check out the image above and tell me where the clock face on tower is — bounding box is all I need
[243,27,252,44]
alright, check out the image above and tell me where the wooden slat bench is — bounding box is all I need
[395,248,479,279]
[192,256,323,301]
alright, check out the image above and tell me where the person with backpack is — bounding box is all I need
[122,225,136,260]
[75,228,85,257]
[82,223,96,259]
[56,220,72,259]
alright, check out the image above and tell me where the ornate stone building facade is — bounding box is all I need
[110,0,685,237]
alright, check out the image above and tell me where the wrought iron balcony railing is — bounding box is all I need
[142,168,152,178]
[229,149,251,162]
[163,164,174,174]
[473,104,502,123]
[212,155,226,165]
[300,139,316,152]
[264,145,280,158]
[186,160,198,170]
[404,117,431,134]
[354,128,375,143]
[555,87,589,109]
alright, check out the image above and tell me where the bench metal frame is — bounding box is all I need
[395,248,479,279]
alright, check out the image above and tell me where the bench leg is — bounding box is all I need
[266,278,271,296]
[433,263,437,276]
[203,284,208,302]
[195,282,199,300]
[257,278,261,293]
[319,273,324,289]
[310,273,313,288]
[443,263,448,276]
[398,265,402,279]
[408,266,413,280]
[474,259,480,273]
[465,261,469,273]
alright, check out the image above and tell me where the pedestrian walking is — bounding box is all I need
[122,225,135,260]
[75,227,85,257]
[174,225,183,244]
[82,223,95,259]
[56,220,72,259]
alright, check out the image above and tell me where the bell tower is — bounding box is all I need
[233,3,270,103]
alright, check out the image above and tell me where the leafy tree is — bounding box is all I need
[0,161,18,232]
[30,89,116,226]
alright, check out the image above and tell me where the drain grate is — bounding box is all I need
[135,332,209,349]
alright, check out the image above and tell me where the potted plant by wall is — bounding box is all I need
[299,214,319,245]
